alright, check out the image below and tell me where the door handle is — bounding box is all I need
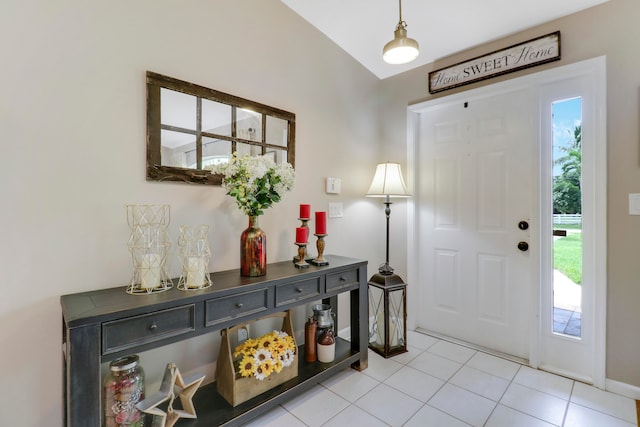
[517,241,529,252]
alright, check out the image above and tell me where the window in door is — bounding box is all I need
[552,97,582,338]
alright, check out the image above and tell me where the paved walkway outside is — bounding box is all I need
[553,269,582,337]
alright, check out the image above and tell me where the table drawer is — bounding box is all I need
[326,268,359,292]
[205,288,269,327]
[102,304,196,355]
[275,277,321,307]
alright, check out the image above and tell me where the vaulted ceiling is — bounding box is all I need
[280,0,609,79]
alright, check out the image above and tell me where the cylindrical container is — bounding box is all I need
[305,317,318,362]
[317,329,335,363]
[103,355,145,427]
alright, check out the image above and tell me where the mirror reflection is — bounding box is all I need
[147,71,295,185]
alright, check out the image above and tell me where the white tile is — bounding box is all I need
[428,383,496,426]
[384,365,445,402]
[242,405,306,427]
[321,367,380,402]
[406,330,439,350]
[465,351,521,381]
[404,404,471,427]
[389,345,422,365]
[564,402,637,427]
[500,383,568,426]
[362,350,403,382]
[282,384,350,427]
[513,366,574,400]
[570,381,637,423]
[408,350,462,381]
[484,404,556,427]
[428,340,477,364]
[355,383,422,426]
[322,405,389,427]
[448,366,510,401]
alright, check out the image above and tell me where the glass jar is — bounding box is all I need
[103,355,145,427]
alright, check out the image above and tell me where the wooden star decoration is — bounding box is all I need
[135,363,206,427]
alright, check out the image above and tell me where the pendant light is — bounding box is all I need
[383,0,419,65]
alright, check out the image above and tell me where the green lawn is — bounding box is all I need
[553,232,582,284]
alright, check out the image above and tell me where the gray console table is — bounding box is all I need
[61,255,368,426]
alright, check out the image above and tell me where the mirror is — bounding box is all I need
[146,71,296,185]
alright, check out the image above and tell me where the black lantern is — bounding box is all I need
[368,274,407,357]
[366,162,410,358]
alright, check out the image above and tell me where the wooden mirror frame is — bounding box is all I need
[146,71,296,185]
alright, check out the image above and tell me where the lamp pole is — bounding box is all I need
[380,195,394,275]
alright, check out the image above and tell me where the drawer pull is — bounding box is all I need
[340,276,346,282]
[236,303,244,309]
[148,323,158,332]
[296,287,303,293]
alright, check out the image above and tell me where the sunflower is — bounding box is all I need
[232,329,295,380]
[272,358,283,374]
[238,355,257,378]
[255,360,273,380]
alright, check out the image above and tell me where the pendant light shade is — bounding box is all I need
[383,0,419,65]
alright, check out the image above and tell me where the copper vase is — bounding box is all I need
[240,216,266,276]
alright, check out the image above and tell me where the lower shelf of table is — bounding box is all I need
[174,338,361,427]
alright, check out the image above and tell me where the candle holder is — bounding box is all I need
[126,204,173,295]
[310,234,329,266]
[294,242,310,269]
[293,218,312,262]
[177,225,212,291]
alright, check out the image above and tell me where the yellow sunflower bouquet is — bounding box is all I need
[234,330,296,380]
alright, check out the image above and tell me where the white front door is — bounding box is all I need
[413,86,537,359]
[407,57,606,383]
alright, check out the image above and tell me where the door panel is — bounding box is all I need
[417,88,535,359]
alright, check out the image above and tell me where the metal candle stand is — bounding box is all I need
[310,234,329,266]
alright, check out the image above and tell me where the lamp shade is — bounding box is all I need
[383,27,419,65]
[366,162,410,198]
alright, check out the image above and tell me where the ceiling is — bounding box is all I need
[280,0,609,80]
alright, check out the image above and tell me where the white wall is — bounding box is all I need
[0,1,388,425]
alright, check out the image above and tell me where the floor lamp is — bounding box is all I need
[366,162,410,357]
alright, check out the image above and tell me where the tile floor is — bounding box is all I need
[243,331,637,427]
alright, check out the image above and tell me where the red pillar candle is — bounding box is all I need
[299,204,311,219]
[315,211,327,235]
[296,227,308,243]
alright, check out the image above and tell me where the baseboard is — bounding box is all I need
[606,378,640,400]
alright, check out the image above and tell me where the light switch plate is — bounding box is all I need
[630,193,640,215]
[326,177,341,194]
[329,202,343,218]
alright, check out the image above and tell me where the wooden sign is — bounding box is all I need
[429,31,561,94]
